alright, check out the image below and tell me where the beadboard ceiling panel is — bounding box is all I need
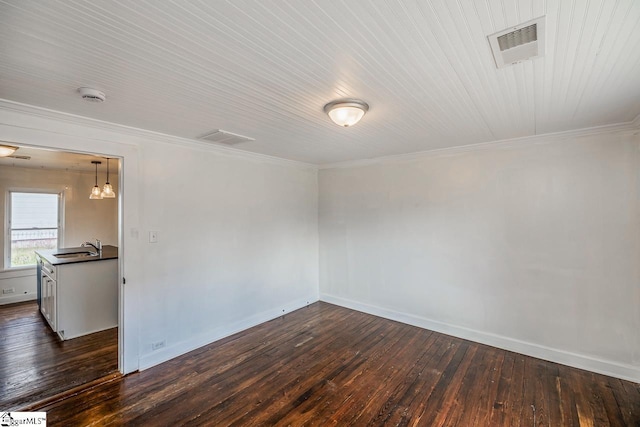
[0,0,638,164]
[0,147,113,172]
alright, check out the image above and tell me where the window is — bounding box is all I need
[8,191,62,268]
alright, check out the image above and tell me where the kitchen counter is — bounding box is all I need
[36,245,118,340]
[36,245,118,266]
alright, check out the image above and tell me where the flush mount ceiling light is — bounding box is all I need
[101,158,116,198]
[323,99,369,127]
[90,160,103,199]
[78,87,106,102]
[0,143,18,157]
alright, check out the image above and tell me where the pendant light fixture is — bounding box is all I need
[323,99,369,127]
[101,158,116,198]
[89,160,103,199]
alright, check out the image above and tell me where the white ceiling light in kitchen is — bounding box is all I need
[0,143,18,157]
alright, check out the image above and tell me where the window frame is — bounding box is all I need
[5,189,65,270]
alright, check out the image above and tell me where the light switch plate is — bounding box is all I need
[149,231,158,243]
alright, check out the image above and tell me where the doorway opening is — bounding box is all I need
[0,146,123,410]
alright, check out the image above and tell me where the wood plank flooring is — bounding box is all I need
[37,302,639,426]
[0,301,118,410]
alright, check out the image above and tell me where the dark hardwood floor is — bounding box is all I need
[36,302,639,426]
[0,301,118,410]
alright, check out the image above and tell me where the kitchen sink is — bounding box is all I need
[53,251,98,259]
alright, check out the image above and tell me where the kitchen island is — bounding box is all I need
[35,245,118,340]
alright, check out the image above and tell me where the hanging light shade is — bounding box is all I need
[101,158,116,198]
[89,160,103,200]
[323,99,369,127]
[0,144,18,157]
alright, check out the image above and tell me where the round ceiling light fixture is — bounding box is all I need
[323,99,369,127]
[78,87,106,102]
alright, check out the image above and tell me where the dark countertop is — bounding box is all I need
[36,245,118,266]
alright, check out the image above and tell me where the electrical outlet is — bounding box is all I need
[151,340,166,351]
[2,288,15,294]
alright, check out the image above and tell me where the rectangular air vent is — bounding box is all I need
[488,16,545,68]
[198,129,255,145]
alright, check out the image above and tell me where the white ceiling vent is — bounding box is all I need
[198,129,255,145]
[488,16,545,68]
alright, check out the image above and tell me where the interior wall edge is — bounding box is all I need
[320,293,640,384]
[138,295,319,371]
[0,107,143,374]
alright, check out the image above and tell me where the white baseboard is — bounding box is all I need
[320,293,640,383]
[0,292,36,305]
[139,295,319,370]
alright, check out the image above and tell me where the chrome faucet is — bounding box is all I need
[82,239,102,254]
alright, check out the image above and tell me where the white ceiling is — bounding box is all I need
[0,147,115,173]
[1,0,639,165]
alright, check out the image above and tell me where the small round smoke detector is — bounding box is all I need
[78,87,106,102]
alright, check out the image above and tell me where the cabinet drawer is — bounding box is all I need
[41,260,56,280]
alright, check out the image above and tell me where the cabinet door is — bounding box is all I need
[40,276,49,318]
[49,279,57,331]
[40,276,57,332]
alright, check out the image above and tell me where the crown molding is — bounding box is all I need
[319,120,640,170]
[0,99,316,170]
[3,99,637,172]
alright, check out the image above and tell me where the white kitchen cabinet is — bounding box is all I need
[57,259,118,340]
[36,247,118,340]
[40,258,57,331]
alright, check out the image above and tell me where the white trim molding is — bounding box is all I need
[320,119,640,170]
[321,294,640,383]
[2,98,638,171]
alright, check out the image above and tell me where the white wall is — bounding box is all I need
[0,101,319,373]
[0,165,118,304]
[319,129,640,382]
[137,142,319,368]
